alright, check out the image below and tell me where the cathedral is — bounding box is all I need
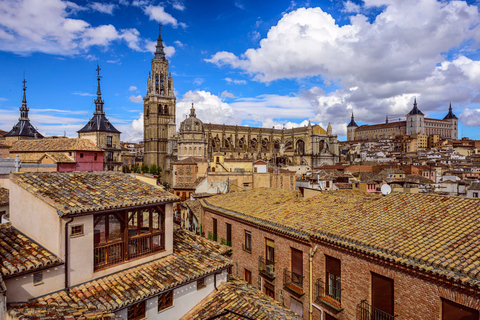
[143,26,339,183]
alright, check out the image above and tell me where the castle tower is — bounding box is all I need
[143,24,176,183]
[4,78,44,141]
[406,98,425,135]
[347,112,358,141]
[78,64,122,171]
[443,103,458,140]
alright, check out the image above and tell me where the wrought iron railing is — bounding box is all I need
[357,300,397,320]
[258,256,275,279]
[315,278,342,310]
[94,241,124,270]
[283,269,304,294]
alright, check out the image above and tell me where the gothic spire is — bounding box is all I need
[20,76,29,120]
[94,63,105,115]
[443,102,458,120]
[385,115,388,124]
[154,23,166,59]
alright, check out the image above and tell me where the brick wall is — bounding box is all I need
[201,205,480,320]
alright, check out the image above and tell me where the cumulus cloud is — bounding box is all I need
[0,0,154,55]
[343,0,361,13]
[145,40,176,58]
[176,91,240,127]
[129,95,143,103]
[129,86,138,91]
[221,90,235,98]
[144,5,186,28]
[89,2,117,14]
[119,113,144,142]
[459,108,480,127]
[206,1,480,132]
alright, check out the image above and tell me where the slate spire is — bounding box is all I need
[347,112,358,127]
[94,63,104,115]
[20,77,29,120]
[154,23,166,59]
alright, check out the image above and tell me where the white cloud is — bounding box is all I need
[0,0,152,55]
[224,77,247,85]
[221,90,235,98]
[343,1,361,13]
[170,0,185,11]
[250,30,261,42]
[144,5,186,28]
[193,78,204,85]
[129,85,138,91]
[174,40,184,47]
[89,2,117,14]
[129,95,143,103]
[118,113,144,142]
[459,108,480,127]
[145,40,176,58]
[176,91,240,127]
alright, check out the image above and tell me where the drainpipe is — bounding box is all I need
[309,245,317,320]
[64,217,74,289]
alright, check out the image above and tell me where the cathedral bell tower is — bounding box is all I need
[143,24,176,183]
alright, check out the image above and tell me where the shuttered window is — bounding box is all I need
[371,272,394,316]
[291,248,303,277]
[442,299,479,320]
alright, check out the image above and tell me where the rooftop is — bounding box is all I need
[0,187,8,206]
[0,223,62,277]
[182,276,303,320]
[203,188,480,288]
[8,228,232,319]
[10,172,178,216]
[7,138,102,152]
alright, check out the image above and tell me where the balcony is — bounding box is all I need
[258,256,275,279]
[283,269,304,295]
[315,278,343,311]
[94,241,124,269]
[357,300,397,320]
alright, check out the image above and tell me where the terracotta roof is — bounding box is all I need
[0,223,62,277]
[8,138,102,152]
[8,228,231,319]
[7,307,119,320]
[0,187,8,206]
[203,188,480,288]
[334,183,352,190]
[173,182,196,190]
[183,199,202,220]
[10,172,179,216]
[182,276,303,320]
[203,188,379,241]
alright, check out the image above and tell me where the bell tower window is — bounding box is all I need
[155,75,159,94]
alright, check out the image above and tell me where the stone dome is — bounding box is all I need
[179,104,204,133]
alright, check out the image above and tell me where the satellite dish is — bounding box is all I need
[381,184,392,196]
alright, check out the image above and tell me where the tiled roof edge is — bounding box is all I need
[202,199,311,241]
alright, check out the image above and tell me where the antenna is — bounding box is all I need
[381,184,392,196]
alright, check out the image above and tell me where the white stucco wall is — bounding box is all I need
[8,181,62,256]
[5,266,64,302]
[115,270,228,320]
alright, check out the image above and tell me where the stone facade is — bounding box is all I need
[348,100,458,141]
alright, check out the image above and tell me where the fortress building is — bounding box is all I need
[347,99,458,141]
[144,26,339,183]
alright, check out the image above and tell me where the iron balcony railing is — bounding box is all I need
[315,278,342,310]
[283,269,304,295]
[357,300,397,320]
[258,256,275,279]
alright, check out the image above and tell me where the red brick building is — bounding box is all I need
[199,188,480,320]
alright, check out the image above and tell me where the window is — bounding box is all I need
[325,255,341,302]
[264,281,275,299]
[290,297,303,317]
[245,269,252,285]
[94,153,97,161]
[71,225,84,237]
[243,230,252,252]
[107,136,112,147]
[197,277,206,290]
[291,248,303,278]
[371,272,394,317]
[106,152,113,162]
[80,153,84,158]
[127,301,145,320]
[474,192,479,198]
[266,238,274,264]
[158,291,173,312]
[212,218,217,241]
[33,272,42,285]
[442,299,478,320]
[226,223,232,246]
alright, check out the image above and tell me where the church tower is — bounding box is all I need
[347,112,358,141]
[143,24,176,183]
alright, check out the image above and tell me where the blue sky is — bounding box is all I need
[2,0,480,142]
